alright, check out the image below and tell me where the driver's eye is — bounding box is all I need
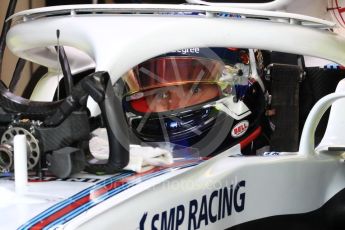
[157,91,169,99]
[191,85,202,94]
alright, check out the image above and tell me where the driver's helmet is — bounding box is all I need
[120,47,269,156]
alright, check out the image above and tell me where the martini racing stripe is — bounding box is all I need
[43,169,172,229]
[43,163,199,230]
[18,171,134,230]
[39,161,201,230]
[19,159,202,230]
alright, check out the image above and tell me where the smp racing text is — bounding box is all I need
[140,180,246,230]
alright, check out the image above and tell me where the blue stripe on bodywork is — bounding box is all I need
[19,160,202,230]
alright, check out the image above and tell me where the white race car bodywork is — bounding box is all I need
[3,142,345,229]
[64,149,345,230]
[1,4,345,230]
[186,0,345,37]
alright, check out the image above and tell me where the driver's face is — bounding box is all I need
[144,83,220,112]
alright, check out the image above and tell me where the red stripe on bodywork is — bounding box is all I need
[30,160,200,229]
[240,126,262,149]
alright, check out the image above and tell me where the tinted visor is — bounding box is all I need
[124,56,224,93]
[123,56,227,113]
[123,49,250,113]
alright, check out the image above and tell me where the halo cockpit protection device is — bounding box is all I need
[0,3,272,178]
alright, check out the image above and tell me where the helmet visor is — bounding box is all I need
[124,56,225,93]
[123,56,231,113]
[123,48,250,113]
